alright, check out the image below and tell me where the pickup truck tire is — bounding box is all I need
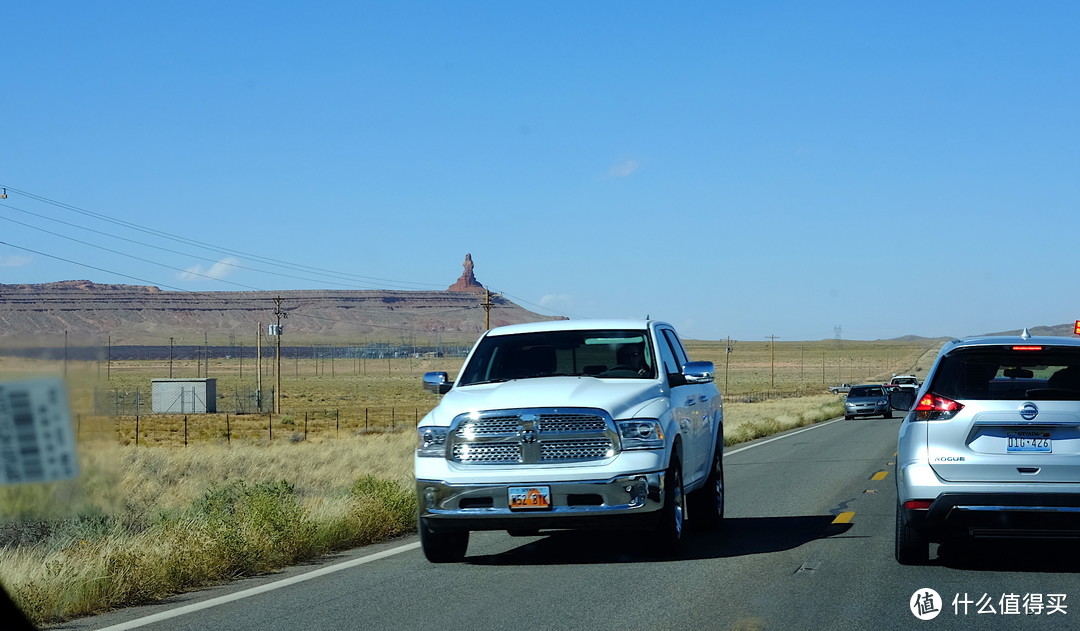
[687,441,724,529]
[419,518,469,563]
[653,459,685,554]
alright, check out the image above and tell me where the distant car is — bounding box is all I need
[889,375,920,389]
[895,333,1080,564]
[843,384,891,420]
[829,383,853,394]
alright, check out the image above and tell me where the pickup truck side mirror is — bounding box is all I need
[423,371,453,395]
[683,361,715,385]
[889,389,917,412]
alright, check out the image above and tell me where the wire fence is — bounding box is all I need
[76,407,427,446]
[726,388,814,403]
[93,386,269,415]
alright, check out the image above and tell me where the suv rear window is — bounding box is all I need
[930,347,1080,401]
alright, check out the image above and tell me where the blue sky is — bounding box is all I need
[2,2,1079,341]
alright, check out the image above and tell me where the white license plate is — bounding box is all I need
[1007,431,1051,453]
[508,485,551,510]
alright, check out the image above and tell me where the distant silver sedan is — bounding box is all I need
[843,384,892,420]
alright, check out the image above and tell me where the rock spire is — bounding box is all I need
[447,253,485,292]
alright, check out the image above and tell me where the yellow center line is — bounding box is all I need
[832,511,855,524]
[871,470,889,481]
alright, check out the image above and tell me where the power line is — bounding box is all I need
[0,241,191,291]
[0,213,266,290]
[0,186,588,322]
[1,185,446,290]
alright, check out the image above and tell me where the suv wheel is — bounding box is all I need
[688,441,724,529]
[895,501,929,565]
[419,517,469,563]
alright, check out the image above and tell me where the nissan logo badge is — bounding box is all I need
[1020,402,1039,421]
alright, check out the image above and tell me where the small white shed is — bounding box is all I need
[151,378,217,413]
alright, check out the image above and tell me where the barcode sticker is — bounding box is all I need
[0,377,78,485]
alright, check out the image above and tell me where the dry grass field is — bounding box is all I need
[0,337,943,624]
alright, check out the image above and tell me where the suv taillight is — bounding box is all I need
[914,393,964,421]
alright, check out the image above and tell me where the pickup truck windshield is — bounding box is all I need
[458,329,656,385]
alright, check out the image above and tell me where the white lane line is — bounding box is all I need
[95,416,843,629]
[723,417,845,457]
[93,541,421,630]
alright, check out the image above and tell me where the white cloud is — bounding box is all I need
[178,257,241,282]
[608,159,640,178]
[539,293,575,312]
[0,255,32,267]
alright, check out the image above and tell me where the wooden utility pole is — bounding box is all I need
[273,296,287,414]
[766,335,780,388]
[256,323,263,410]
[724,336,734,394]
[481,289,498,330]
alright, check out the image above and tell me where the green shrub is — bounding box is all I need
[189,480,314,576]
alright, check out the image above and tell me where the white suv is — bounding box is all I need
[895,332,1080,564]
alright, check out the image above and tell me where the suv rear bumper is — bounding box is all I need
[417,471,665,531]
[903,492,1080,541]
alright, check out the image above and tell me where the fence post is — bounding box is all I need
[365,408,369,431]
[184,415,188,446]
[269,413,273,441]
[336,409,339,436]
[304,412,308,439]
[135,415,139,446]
[392,407,395,431]
[226,414,231,444]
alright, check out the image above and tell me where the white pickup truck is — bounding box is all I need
[415,319,724,562]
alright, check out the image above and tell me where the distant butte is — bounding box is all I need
[447,253,485,293]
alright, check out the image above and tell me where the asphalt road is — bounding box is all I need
[62,416,1080,631]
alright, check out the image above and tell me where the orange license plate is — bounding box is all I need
[508,486,551,510]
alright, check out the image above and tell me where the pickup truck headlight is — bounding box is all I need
[616,419,665,450]
[416,427,448,457]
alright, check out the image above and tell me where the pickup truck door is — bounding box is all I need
[658,328,711,486]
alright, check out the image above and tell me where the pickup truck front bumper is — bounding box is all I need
[417,471,665,531]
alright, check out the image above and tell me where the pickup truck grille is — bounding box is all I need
[449,408,617,465]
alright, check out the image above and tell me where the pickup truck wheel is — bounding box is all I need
[895,501,929,565]
[688,443,724,529]
[419,517,469,563]
[654,461,685,554]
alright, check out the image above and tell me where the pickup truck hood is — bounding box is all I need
[426,376,666,426]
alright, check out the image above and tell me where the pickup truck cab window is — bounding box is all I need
[457,329,656,385]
